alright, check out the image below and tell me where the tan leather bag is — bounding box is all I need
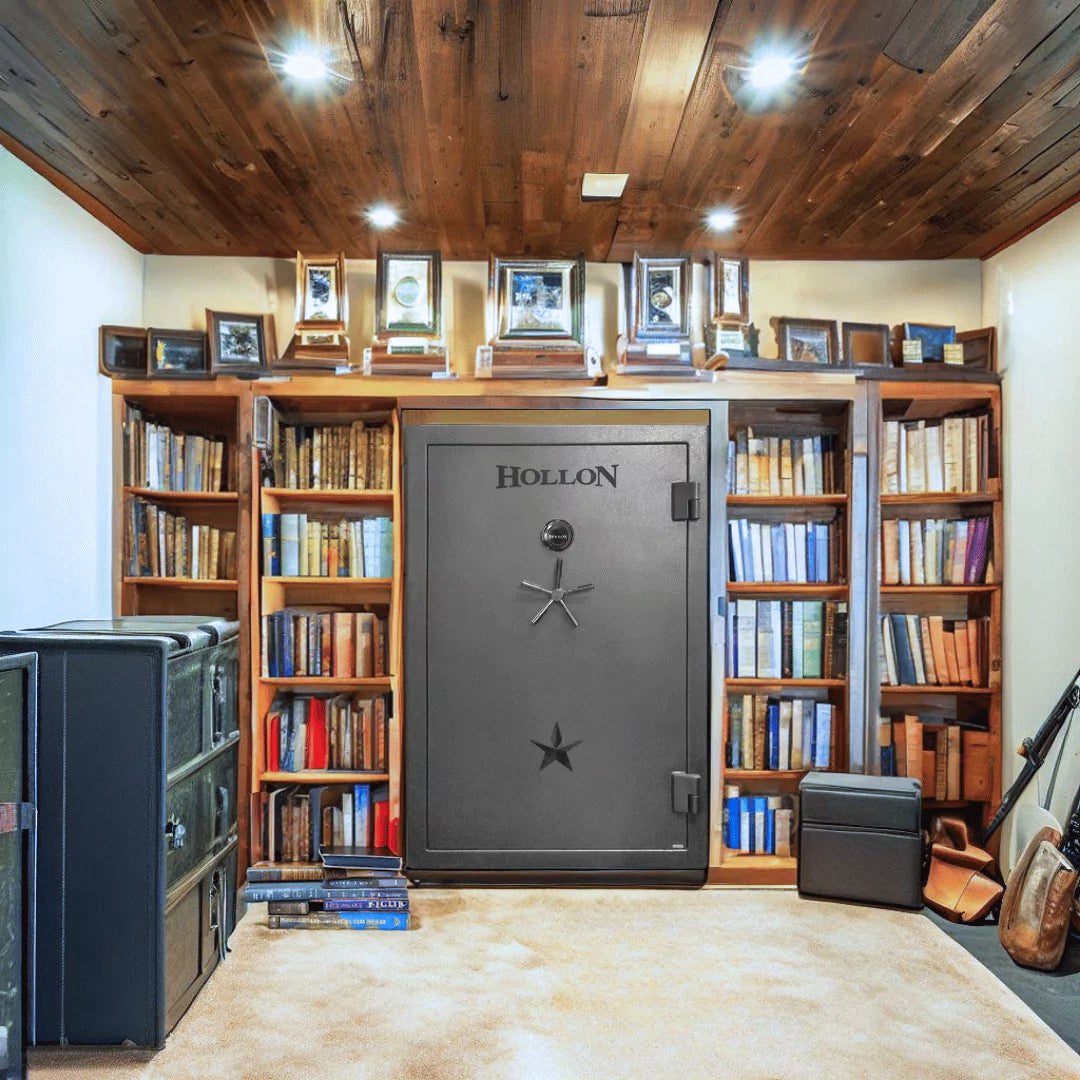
[922,816,1004,923]
[999,826,1078,971]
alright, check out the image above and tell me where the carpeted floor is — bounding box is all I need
[27,888,1080,1080]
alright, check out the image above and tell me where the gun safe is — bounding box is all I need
[404,410,712,881]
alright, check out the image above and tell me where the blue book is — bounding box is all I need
[262,513,280,576]
[352,784,372,848]
[283,611,295,678]
[245,881,409,902]
[814,703,833,768]
[751,795,768,853]
[738,519,753,582]
[816,524,829,583]
[726,797,740,850]
[889,613,917,685]
[738,796,752,852]
[280,513,300,576]
[267,911,410,930]
[765,808,775,855]
[767,700,780,770]
[321,897,409,911]
[806,526,816,583]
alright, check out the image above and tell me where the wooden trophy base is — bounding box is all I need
[479,344,600,380]
[279,333,351,371]
[616,340,706,377]
[367,341,451,378]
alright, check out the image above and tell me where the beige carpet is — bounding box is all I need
[27,888,1080,1080]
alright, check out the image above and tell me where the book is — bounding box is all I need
[267,911,409,930]
[320,845,403,870]
[728,428,840,496]
[320,897,409,911]
[245,880,408,901]
[246,861,323,882]
[264,409,393,491]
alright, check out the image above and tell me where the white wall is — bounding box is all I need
[0,147,144,627]
[983,205,1080,853]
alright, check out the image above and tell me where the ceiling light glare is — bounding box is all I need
[281,51,330,81]
[706,208,737,231]
[747,53,799,90]
[367,204,399,229]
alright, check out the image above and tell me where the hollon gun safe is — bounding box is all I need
[404,410,711,882]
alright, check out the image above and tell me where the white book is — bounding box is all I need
[736,599,757,677]
[813,436,824,496]
[791,602,804,679]
[906,613,926,684]
[729,521,744,582]
[926,421,944,492]
[802,437,816,495]
[943,417,964,492]
[750,523,765,582]
[342,791,354,846]
[742,694,754,770]
[794,523,808,583]
[736,428,749,495]
[768,437,781,496]
[881,616,898,685]
[754,802,766,853]
[816,524,830,584]
[911,521,925,585]
[897,519,911,584]
[791,699,804,770]
[922,520,936,585]
[779,699,793,771]
[726,603,736,677]
[793,440,804,496]
[740,804,751,852]
[770,602,783,679]
[759,523,773,582]
[775,808,794,858]
[298,513,308,575]
[784,522,798,582]
[814,703,832,768]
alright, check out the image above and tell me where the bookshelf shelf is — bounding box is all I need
[880,685,993,696]
[260,771,390,784]
[726,494,847,507]
[261,576,394,586]
[724,769,812,781]
[123,486,238,502]
[726,678,846,689]
[880,585,999,595]
[727,583,848,597]
[123,577,239,589]
[880,492,995,505]
[259,677,393,691]
[260,487,394,504]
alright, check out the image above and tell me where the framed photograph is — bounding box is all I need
[777,318,839,365]
[842,322,891,368]
[375,251,441,339]
[957,327,996,371]
[206,310,274,376]
[147,329,209,379]
[99,325,147,378]
[903,322,956,363]
[710,256,749,324]
[630,253,691,341]
[491,255,585,345]
[296,251,347,328]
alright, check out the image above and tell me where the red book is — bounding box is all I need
[388,816,401,857]
[373,798,389,849]
[266,709,280,772]
[307,697,329,770]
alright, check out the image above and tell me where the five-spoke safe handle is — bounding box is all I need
[522,557,593,627]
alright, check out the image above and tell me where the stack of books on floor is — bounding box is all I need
[244,847,409,930]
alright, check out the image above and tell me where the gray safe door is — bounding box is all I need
[404,413,709,874]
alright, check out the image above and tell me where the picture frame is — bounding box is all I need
[842,322,891,368]
[295,251,347,329]
[375,251,441,340]
[99,325,148,378]
[903,322,956,363]
[777,318,840,366]
[146,329,210,379]
[956,326,997,372]
[490,255,585,347]
[709,255,749,325]
[206,310,275,376]
[629,253,692,342]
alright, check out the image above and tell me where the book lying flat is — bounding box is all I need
[320,845,402,870]
[267,911,409,930]
[245,880,407,902]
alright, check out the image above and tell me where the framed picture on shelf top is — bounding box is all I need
[147,329,209,379]
[710,255,749,325]
[490,255,584,346]
[842,322,891,368]
[99,325,148,378]
[902,322,956,364]
[629,253,692,342]
[296,251,347,329]
[375,251,441,340]
[206,310,275,376]
[777,318,840,366]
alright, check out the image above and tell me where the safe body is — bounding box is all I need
[0,618,240,1048]
[404,412,710,880]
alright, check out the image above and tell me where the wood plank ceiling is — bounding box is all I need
[3,0,1080,259]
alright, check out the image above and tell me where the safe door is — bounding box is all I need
[404,411,710,877]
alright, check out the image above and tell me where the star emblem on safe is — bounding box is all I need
[530,722,582,771]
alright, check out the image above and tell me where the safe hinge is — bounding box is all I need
[671,481,701,521]
[672,772,701,815]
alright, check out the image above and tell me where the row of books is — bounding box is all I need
[245,848,408,931]
[264,782,391,864]
[260,609,389,679]
[726,428,842,496]
[880,415,990,495]
[729,518,843,584]
[262,514,392,578]
[265,693,389,773]
[726,600,847,680]
[264,411,394,491]
[879,613,990,688]
[881,516,991,586]
[879,715,991,802]
[723,787,798,856]
[122,404,229,492]
[124,499,237,580]
[726,695,835,771]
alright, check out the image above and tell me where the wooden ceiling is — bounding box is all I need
[3,0,1080,260]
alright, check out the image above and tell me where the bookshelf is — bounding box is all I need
[869,379,1002,828]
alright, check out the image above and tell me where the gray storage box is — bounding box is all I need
[798,772,923,909]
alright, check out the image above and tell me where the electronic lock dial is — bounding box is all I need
[541,519,574,551]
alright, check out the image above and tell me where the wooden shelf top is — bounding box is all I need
[727,678,846,689]
[259,677,392,690]
[260,487,394,503]
[727,494,847,507]
[123,577,238,589]
[262,576,393,587]
[124,486,237,502]
[880,584,999,594]
[880,684,994,695]
[719,850,797,870]
[728,583,848,597]
[880,492,996,505]
[260,771,390,784]
[723,769,812,781]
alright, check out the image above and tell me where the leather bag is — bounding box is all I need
[999,826,1078,971]
[923,815,1004,923]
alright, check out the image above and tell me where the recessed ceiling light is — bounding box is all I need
[706,208,737,231]
[746,52,800,90]
[366,204,399,229]
[281,50,330,82]
[582,172,629,199]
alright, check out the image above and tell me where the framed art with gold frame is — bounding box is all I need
[709,255,749,326]
[295,251,347,330]
[490,255,585,347]
[777,318,840,366]
[375,251,440,340]
[629,253,692,343]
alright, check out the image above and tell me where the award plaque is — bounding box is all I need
[369,251,448,376]
[618,253,701,376]
[278,251,350,369]
[483,256,595,379]
[704,255,751,363]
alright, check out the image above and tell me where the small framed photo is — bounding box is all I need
[376,251,441,339]
[206,310,274,376]
[710,256,749,324]
[147,329,209,379]
[903,322,956,363]
[99,325,148,378]
[296,251,347,328]
[777,318,839,365]
[630,253,692,341]
[491,256,584,345]
[842,322,891,368]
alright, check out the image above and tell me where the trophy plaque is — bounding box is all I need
[368,251,449,377]
[278,251,350,369]
[704,255,752,362]
[618,253,701,376]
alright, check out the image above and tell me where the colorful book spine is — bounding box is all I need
[267,911,409,930]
